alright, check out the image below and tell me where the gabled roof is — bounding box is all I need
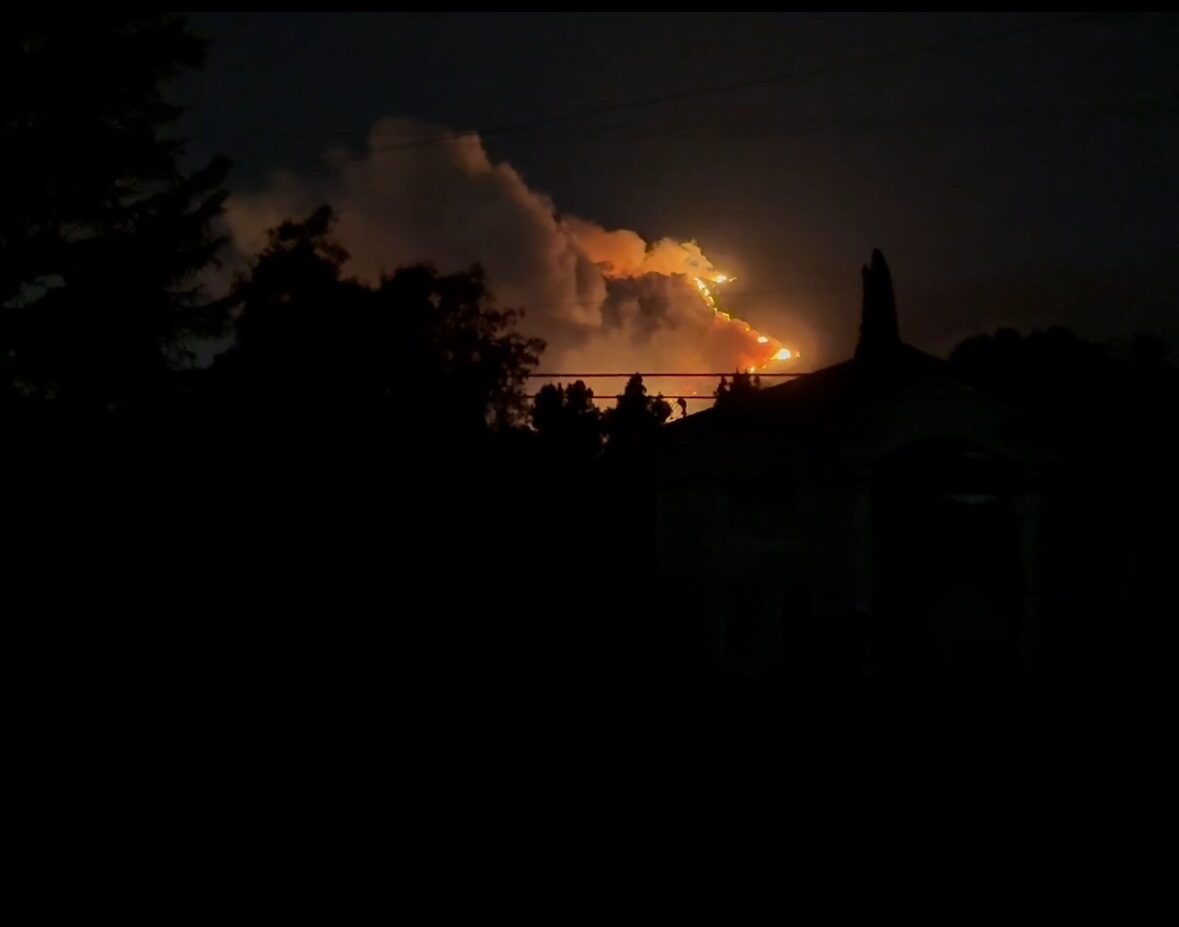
[663,343,948,447]
[663,249,959,447]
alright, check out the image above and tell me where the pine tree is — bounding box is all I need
[1,15,230,406]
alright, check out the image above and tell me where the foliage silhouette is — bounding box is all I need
[714,370,762,411]
[949,324,1179,674]
[1,15,230,407]
[855,248,900,363]
[216,206,544,437]
[605,374,671,455]
[531,380,604,459]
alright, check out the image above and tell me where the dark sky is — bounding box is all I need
[177,12,1178,364]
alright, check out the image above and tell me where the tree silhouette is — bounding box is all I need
[949,324,1179,675]
[854,248,900,363]
[949,325,1130,434]
[531,380,604,459]
[217,206,362,406]
[377,262,544,433]
[714,370,762,410]
[218,206,544,435]
[605,374,671,454]
[1,15,230,407]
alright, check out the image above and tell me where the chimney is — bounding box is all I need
[854,248,901,362]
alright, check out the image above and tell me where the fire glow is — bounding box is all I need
[692,274,798,371]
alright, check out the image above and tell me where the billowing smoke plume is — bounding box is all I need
[225,118,780,385]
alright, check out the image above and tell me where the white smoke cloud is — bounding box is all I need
[225,118,775,380]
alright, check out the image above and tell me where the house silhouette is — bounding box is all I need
[655,250,1075,675]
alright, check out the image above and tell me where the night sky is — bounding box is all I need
[176,12,1178,369]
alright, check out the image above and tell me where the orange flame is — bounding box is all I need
[693,275,796,372]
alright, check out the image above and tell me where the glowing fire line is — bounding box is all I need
[692,274,797,373]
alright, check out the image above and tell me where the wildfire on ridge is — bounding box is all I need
[692,275,798,372]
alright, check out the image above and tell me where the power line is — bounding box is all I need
[526,394,719,400]
[525,372,814,401]
[528,372,807,378]
[223,12,1117,181]
[525,372,813,401]
[361,13,1115,156]
[196,100,1177,144]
